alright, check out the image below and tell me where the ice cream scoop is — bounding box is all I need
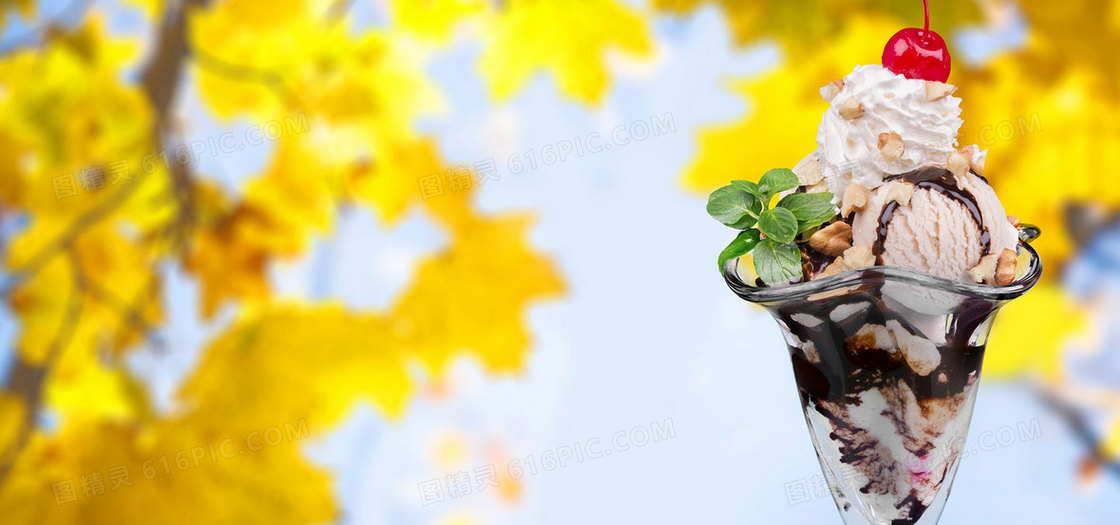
[849,167,1020,282]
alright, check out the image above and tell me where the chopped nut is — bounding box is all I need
[805,179,829,194]
[795,158,823,185]
[878,132,904,162]
[968,253,999,283]
[849,323,896,351]
[840,184,869,216]
[1007,215,1020,228]
[819,79,843,103]
[885,182,914,206]
[959,144,986,175]
[995,248,1017,285]
[937,372,948,384]
[814,257,848,280]
[803,343,821,364]
[947,151,970,178]
[842,245,876,269]
[838,97,864,120]
[925,81,958,101]
[809,221,854,257]
[888,320,941,376]
[829,302,871,323]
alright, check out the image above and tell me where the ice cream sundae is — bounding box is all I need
[706,3,1042,524]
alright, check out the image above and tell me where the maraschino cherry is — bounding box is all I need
[882,0,951,82]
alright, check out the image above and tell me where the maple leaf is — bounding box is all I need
[190,0,443,130]
[178,305,414,431]
[478,0,653,103]
[0,19,151,216]
[958,56,1120,268]
[184,136,344,317]
[122,0,164,18]
[387,0,484,42]
[1104,417,1120,460]
[1015,0,1120,83]
[0,0,32,27]
[348,136,446,224]
[0,417,335,524]
[400,191,566,373]
[0,393,25,464]
[7,214,163,360]
[0,2,568,522]
[653,0,980,50]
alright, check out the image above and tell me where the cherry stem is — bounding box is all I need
[923,0,930,32]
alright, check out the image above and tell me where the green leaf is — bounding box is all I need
[777,192,838,232]
[717,229,761,272]
[731,180,761,196]
[758,168,799,197]
[757,207,798,244]
[752,239,803,285]
[706,186,762,229]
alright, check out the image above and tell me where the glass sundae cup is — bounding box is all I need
[723,241,1042,524]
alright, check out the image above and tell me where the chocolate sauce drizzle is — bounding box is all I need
[774,277,998,523]
[801,245,834,279]
[872,167,991,265]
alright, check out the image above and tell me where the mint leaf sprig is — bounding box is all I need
[707,168,838,285]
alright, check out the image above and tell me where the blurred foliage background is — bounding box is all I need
[0,0,1117,523]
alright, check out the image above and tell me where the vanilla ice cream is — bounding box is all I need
[849,167,1020,282]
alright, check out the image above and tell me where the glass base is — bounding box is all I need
[802,380,978,524]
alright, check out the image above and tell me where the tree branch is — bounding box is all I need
[190,44,299,106]
[84,276,166,353]
[0,249,85,487]
[0,168,145,296]
[0,0,210,493]
[0,0,93,56]
[1036,385,1120,482]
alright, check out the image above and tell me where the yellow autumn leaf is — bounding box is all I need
[45,352,139,423]
[387,0,484,41]
[0,125,29,206]
[1,2,568,522]
[179,304,413,430]
[242,140,338,253]
[653,0,979,50]
[184,137,340,317]
[1017,0,1120,81]
[478,0,653,103]
[0,393,25,464]
[0,0,33,27]
[0,416,335,524]
[0,20,151,216]
[1104,417,1120,460]
[984,284,1088,379]
[6,253,102,366]
[402,191,566,373]
[348,136,446,224]
[960,56,1120,268]
[190,0,443,131]
[7,216,162,359]
[122,0,163,18]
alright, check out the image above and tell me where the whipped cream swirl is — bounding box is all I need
[816,65,963,197]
